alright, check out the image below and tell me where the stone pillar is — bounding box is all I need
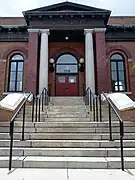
[39,29,49,93]
[27,29,39,94]
[95,28,109,93]
[84,29,95,93]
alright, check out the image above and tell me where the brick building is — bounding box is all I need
[0,2,135,98]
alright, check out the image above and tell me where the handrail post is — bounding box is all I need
[42,91,44,112]
[22,102,26,141]
[120,121,124,171]
[96,96,98,122]
[35,97,38,122]
[99,95,102,122]
[93,97,95,121]
[32,95,35,122]
[88,89,89,105]
[90,90,92,111]
[108,103,113,141]
[48,90,50,103]
[38,97,41,122]
[45,90,47,105]
[9,121,14,170]
[44,89,46,106]
[48,90,50,105]
[47,90,49,105]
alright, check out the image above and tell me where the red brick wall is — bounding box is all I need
[95,31,110,93]
[108,16,135,25]
[48,42,85,96]
[0,17,26,25]
[106,42,135,100]
[27,31,39,94]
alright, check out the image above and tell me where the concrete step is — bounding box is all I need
[47,111,87,114]
[22,148,135,157]
[24,106,87,110]
[1,140,135,148]
[0,121,134,128]
[1,125,135,133]
[50,98,85,106]
[23,105,87,111]
[20,111,87,115]
[18,108,116,114]
[15,116,120,122]
[17,114,46,118]
[15,117,91,122]
[46,114,88,118]
[17,114,88,118]
[49,102,85,106]
[48,105,86,109]
[0,132,135,140]
[19,156,135,169]
[43,117,119,121]
[1,147,135,157]
[1,156,135,169]
[19,109,87,114]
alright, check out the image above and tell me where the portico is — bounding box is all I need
[25,1,111,96]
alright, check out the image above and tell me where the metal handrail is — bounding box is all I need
[31,87,50,122]
[102,92,123,122]
[84,87,102,122]
[10,93,32,123]
[102,92,124,171]
[9,92,32,171]
[84,87,90,105]
[9,87,50,170]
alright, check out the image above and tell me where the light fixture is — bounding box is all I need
[49,58,54,64]
[65,36,69,40]
[49,58,55,72]
[79,58,84,64]
[79,58,84,72]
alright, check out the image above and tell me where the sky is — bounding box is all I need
[0,0,134,17]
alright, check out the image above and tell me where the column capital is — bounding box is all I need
[40,29,50,35]
[94,28,106,32]
[28,29,40,33]
[84,29,93,35]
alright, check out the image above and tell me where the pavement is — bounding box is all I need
[1,169,135,180]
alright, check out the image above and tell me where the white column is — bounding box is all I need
[84,29,95,93]
[39,29,49,93]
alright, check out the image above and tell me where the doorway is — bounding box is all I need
[55,54,79,96]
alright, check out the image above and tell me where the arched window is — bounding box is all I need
[56,54,78,74]
[8,54,24,92]
[110,54,126,92]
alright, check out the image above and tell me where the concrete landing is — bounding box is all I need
[1,169,135,180]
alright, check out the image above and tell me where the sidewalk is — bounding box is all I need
[1,169,135,180]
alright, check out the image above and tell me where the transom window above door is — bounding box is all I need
[56,54,78,74]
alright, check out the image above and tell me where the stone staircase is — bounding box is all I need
[0,96,135,169]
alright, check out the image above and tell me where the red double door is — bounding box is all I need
[56,74,78,96]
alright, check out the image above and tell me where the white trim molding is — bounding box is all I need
[84,29,93,35]
[94,28,106,32]
[27,29,40,33]
[40,29,50,35]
